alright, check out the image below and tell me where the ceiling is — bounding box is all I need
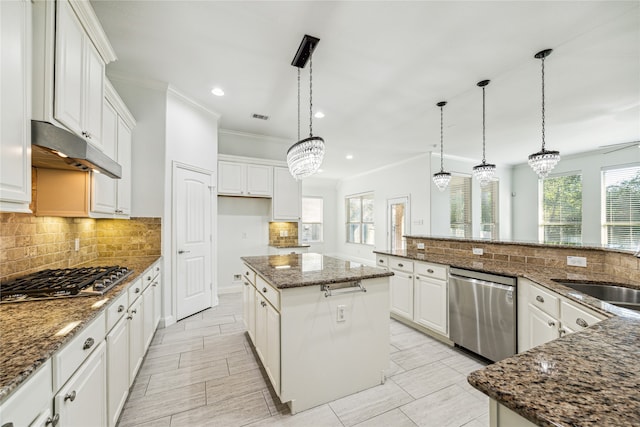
[91,1,640,180]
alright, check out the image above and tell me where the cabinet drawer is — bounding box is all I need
[376,255,388,269]
[128,278,143,303]
[106,291,128,332]
[389,257,413,273]
[142,268,154,290]
[53,311,106,391]
[256,275,280,311]
[243,263,256,286]
[415,262,447,281]
[560,300,604,331]
[0,360,52,427]
[528,283,559,318]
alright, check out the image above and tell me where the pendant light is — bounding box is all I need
[432,101,451,191]
[528,48,560,178]
[287,35,325,180]
[473,80,496,187]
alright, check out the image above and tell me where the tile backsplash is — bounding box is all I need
[269,222,299,246]
[0,213,161,281]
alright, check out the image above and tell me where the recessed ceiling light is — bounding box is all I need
[318,169,324,173]
[211,87,225,96]
[346,154,353,160]
[314,111,325,119]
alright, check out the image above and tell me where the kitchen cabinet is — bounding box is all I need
[272,167,301,220]
[142,282,155,350]
[390,270,414,320]
[54,0,104,148]
[106,316,129,427]
[152,266,162,329]
[54,341,107,427]
[242,264,256,344]
[0,360,52,427]
[128,283,144,385]
[0,0,32,213]
[218,161,273,197]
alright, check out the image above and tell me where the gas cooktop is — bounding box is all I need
[0,266,133,303]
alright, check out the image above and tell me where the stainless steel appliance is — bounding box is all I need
[449,267,516,362]
[0,266,132,303]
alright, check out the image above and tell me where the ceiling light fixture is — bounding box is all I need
[433,101,451,192]
[287,35,325,180]
[473,80,496,187]
[346,154,353,160]
[528,48,560,178]
[314,111,325,119]
[211,87,224,96]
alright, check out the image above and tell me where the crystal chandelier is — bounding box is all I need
[433,101,451,191]
[287,35,325,180]
[528,49,560,178]
[473,80,496,187]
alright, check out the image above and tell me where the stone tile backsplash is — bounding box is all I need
[269,222,299,246]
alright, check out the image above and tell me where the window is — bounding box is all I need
[539,173,582,244]
[480,181,499,239]
[450,175,472,238]
[301,197,323,243]
[346,193,375,244]
[602,165,640,250]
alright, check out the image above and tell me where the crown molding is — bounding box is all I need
[218,129,292,145]
[167,85,221,119]
[104,79,137,128]
[68,0,117,63]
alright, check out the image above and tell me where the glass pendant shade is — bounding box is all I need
[433,171,452,192]
[473,161,496,187]
[287,136,325,180]
[528,149,560,178]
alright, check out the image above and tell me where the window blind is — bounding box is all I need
[602,165,640,250]
[540,173,582,244]
[450,175,472,238]
[481,180,499,239]
[302,197,323,243]
[346,193,375,244]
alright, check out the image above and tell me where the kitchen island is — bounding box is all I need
[240,253,393,414]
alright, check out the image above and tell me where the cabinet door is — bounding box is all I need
[82,41,104,147]
[218,161,245,195]
[152,274,162,329]
[255,292,267,365]
[247,283,256,344]
[0,0,31,210]
[116,118,132,215]
[265,303,281,395]
[390,270,413,320]
[272,167,301,220]
[246,164,273,197]
[92,100,118,214]
[54,0,84,135]
[560,299,604,336]
[526,304,559,351]
[106,316,129,427]
[128,297,144,385]
[143,285,155,351]
[414,276,448,336]
[55,341,107,427]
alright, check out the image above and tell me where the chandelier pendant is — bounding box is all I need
[433,101,451,191]
[473,80,496,187]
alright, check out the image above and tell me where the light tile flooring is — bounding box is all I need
[117,293,490,427]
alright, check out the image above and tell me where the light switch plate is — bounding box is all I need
[567,256,587,267]
[417,243,425,249]
[472,247,483,255]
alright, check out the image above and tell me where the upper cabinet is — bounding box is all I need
[272,167,301,221]
[218,161,273,197]
[0,0,32,213]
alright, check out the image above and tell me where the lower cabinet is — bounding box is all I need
[242,278,256,343]
[128,294,144,385]
[264,297,281,393]
[0,360,52,427]
[152,273,162,329]
[389,270,414,320]
[106,316,129,427]
[526,304,560,349]
[54,341,107,427]
[414,275,448,335]
[143,284,155,349]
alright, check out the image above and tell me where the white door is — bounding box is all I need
[175,166,213,320]
[387,196,410,251]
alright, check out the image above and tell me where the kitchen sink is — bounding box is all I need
[552,281,640,312]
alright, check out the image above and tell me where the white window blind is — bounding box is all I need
[480,180,499,240]
[450,175,472,238]
[346,193,375,244]
[539,173,582,244]
[602,165,640,250]
[301,197,323,243]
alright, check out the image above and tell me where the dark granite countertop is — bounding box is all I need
[0,255,161,402]
[241,253,393,289]
[375,248,640,426]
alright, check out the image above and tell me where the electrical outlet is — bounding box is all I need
[337,305,346,322]
[567,256,587,267]
[417,243,425,249]
[74,238,80,252]
[472,247,483,255]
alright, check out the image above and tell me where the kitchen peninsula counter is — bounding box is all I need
[0,255,160,402]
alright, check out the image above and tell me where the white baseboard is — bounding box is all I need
[218,283,242,294]
[159,315,176,329]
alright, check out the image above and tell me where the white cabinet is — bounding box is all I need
[54,341,107,427]
[526,304,560,349]
[414,276,448,335]
[152,267,162,329]
[254,292,281,396]
[242,271,256,344]
[390,270,414,320]
[128,289,144,385]
[54,0,104,148]
[218,161,273,197]
[106,316,129,427]
[143,284,155,350]
[0,360,52,427]
[272,167,301,220]
[0,0,31,213]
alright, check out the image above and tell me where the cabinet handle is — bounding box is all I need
[536,295,545,303]
[135,287,140,294]
[64,390,77,402]
[178,250,191,254]
[243,282,249,286]
[118,305,125,313]
[408,275,412,279]
[45,414,60,426]
[245,271,250,276]
[398,263,404,267]
[416,276,420,280]
[131,309,137,314]
[262,287,267,293]
[152,282,157,287]
[427,269,434,274]
[379,259,384,263]
[83,337,95,350]
[147,276,152,280]
[156,267,160,272]
[127,315,133,320]
[547,320,556,327]
[576,318,589,328]
[261,301,266,307]
[559,328,567,337]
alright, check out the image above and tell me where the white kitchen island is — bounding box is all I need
[240,253,393,414]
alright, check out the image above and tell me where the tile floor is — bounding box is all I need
[117,293,490,427]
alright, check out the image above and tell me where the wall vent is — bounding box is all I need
[251,113,269,121]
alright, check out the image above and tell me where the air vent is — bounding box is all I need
[251,113,269,121]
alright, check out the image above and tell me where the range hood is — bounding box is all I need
[31,120,122,179]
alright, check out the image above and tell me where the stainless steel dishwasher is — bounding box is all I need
[448,267,516,362]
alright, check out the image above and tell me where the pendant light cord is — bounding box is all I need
[482,86,486,164]
[309,45,314,137]
[297,68,301,141]
[440,105,444,172]
[541,55,546,151]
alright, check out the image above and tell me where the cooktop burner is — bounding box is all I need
[0,266,133,303]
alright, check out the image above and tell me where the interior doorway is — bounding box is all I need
[387,196,410,251]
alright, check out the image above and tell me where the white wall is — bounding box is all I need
[512,146,640,245]
[302,177,339,255]
[218,130,289,161]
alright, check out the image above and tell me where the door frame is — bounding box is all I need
[387,195,411,251]
[171,161,217,322]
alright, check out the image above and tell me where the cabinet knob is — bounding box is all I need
[261,301,266,307]
[64,390,77,402]
[45,414,60,426]
[547,320,556,327]
[147,276,152,280]
[427,269,434,274]
[152,282,157,287]
[83,337,95,350]
[127,315,133,320]
[131,309,137,314]
[118,305,125,313]
[576,318,589,328]
[156,267,160,272]
[536,295,545,303]
[398,263,404,267]
[416,276,420,280]
[243,282,249,286]
[408,275,412,279]
[559,328,567,337]
[135,287,140,294]
[379,259,384,263]
[262,287,267,293]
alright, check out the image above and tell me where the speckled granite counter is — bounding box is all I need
[375,248,640,427]
[0,255,160,402]
[268,244,311,249]
[241,253,393,289]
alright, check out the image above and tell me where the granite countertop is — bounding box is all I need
[241,253,393,289]
[375,248,640,426]
[268,244,311,248]
[0,255,160,402]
